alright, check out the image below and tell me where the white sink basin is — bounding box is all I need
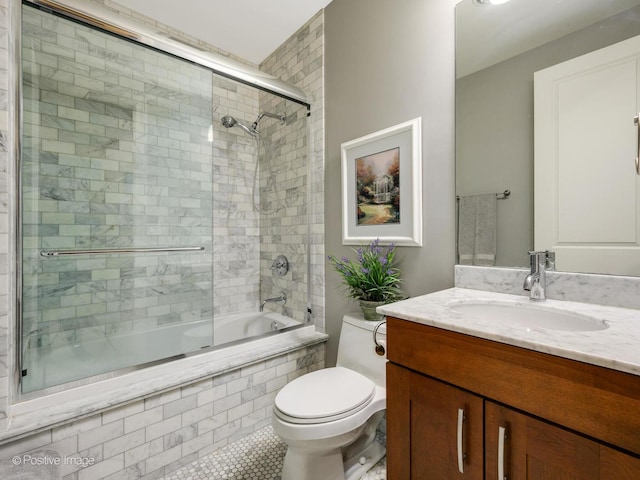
[449,300,609,332]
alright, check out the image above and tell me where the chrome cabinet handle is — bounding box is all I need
[498,426,507,480]
[457,408,465,474]
[634,115,640,175]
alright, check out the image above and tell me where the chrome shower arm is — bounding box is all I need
[251,112,286,130]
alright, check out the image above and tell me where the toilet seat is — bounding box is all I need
[274,367,375,425]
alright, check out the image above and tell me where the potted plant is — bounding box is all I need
[328,238,402,320]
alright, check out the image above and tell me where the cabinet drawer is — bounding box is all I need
[387,317,640,456]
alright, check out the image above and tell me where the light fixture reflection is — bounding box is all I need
[474,0,512,5]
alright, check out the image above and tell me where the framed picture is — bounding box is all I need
[341,117,422,247]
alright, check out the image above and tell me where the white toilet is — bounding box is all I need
[272,314,387,480]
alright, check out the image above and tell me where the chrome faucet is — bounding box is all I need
[523,251,555,301]
[260,291,287,312]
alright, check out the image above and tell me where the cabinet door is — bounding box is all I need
[387,363,483,480]
[387,363,412,479]
[485,401,640,480]
[600,447,640,479]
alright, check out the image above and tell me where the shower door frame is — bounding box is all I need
[11,0,312,401]
[22,0,310,106]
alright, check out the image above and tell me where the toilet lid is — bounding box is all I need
[274,367,375,424]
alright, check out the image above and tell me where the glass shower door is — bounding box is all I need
[20,5,214,393]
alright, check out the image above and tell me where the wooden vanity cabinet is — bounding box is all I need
[387,363,483,479]
[484,401,634,480]
[386,317,640,480]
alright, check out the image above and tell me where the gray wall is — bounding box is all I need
[324,0,457,365]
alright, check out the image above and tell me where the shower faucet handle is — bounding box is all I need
[270,255,289,276]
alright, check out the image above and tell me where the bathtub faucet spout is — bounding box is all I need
[260,291,287,312]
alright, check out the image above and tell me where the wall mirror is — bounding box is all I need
[456,0,640,275]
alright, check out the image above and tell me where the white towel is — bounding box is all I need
[458,193,497,266]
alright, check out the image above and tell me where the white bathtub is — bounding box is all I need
[183,311,297,348]
[22,311,299,394]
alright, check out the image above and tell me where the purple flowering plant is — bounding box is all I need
[328,238,402,303]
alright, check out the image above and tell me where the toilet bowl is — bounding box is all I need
[272,314,387,480]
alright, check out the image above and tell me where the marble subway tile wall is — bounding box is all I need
[211,77,260,316]
[255,99,309,322]
[97,1,305,321]
[260,11,325,328]
[92,0,266,317]
[0,0,9,431]
[20,6,214,383]
[0,344,325,479]
[0,0,327,450]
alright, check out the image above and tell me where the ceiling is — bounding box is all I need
[456,0,640,78]
[115,0,334,65]
[116,0,640,74]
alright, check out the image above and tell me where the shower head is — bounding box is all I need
[221,115,236,128]
[220,115,258,136]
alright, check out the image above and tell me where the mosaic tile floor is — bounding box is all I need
[162,426,386,480]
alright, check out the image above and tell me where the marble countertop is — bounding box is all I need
[378,287,640,377]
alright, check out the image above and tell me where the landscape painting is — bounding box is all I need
[355,147,400,225]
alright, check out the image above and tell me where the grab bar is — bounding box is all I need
[40,246,205,257]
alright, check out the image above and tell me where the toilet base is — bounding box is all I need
[344,439,385,480]
[280,440,385,480]
[281,447,345,480]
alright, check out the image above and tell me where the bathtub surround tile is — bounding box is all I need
[124,407,164,436]
[162,396,198,420]
[0,0,328,475]
[226,376,251,396]
[0,0,9,432]
[103,429,145,459]
[77,419,124,451]
[102,400,145,425]
[260,10,325,329]
[213,393,242,416]
[0,449,62,480]
[0,340,326,479]
[5,330,325,441]
[0,429,51,459]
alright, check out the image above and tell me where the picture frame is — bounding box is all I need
[341,117,423,247]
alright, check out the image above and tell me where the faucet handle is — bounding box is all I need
[270,255,289,276]
[524,250,551,301]
[528,251,545,268]
[545,251,556,271]
[528,250,554,268]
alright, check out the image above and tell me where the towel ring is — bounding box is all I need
[373,320,386,356]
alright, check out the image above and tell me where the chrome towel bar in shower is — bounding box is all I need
[40,246,205,257]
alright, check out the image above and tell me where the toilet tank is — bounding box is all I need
[336,314,387,387]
